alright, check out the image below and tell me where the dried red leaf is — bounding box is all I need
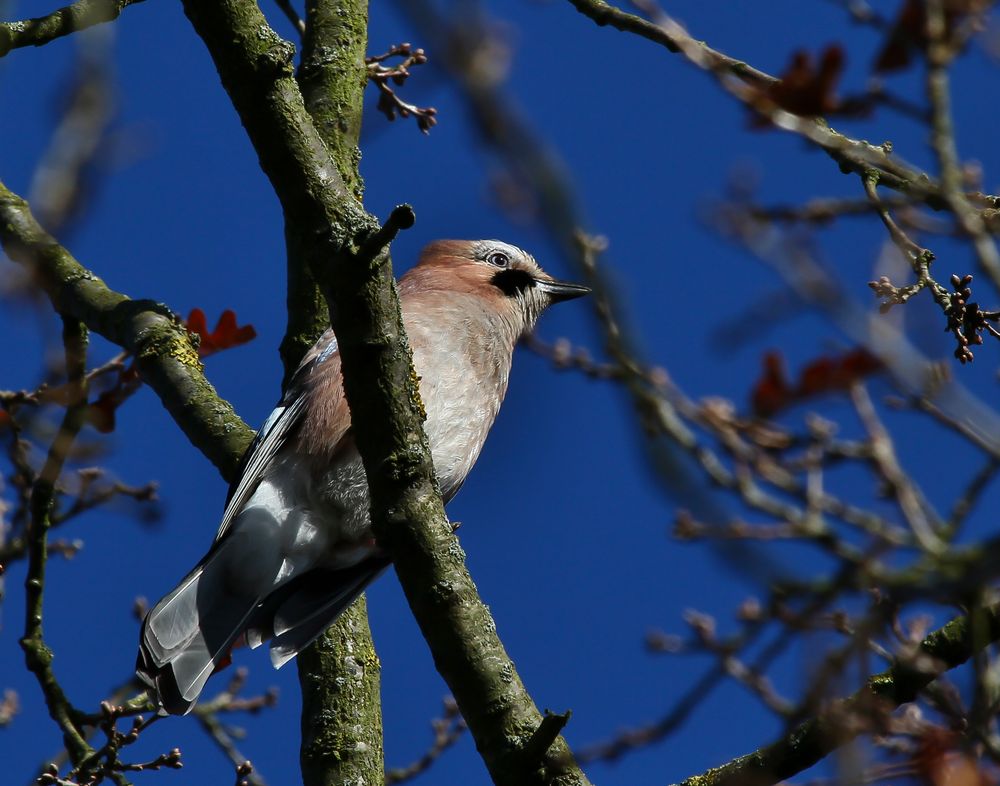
[751,45,844,127]
[85,362,144,433]
[874,0,925,72]
[797,357,839,397]
[798,348,882,397]
[751,352,792,417]
[87,391,119,434]
[840,347,883,378]
[186,308,209,343]
[874,0,981,74]
[0,411,10,431]
[186,308,257,358]
[751,349,883,417]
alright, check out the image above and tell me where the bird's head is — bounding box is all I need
[404,239,590,337]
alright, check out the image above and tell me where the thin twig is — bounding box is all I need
[925,0,1000,290]
[19,318,94,769]
[849,384,944,554]
[385,698,466,784]
[567,0,960,210]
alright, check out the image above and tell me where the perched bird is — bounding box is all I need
[137,239,589,714]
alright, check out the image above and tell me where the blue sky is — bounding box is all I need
[3,1,1000,784]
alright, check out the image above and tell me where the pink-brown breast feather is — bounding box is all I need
[295,351,354,463]
[295,248,515,464]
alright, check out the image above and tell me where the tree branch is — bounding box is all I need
[181,2,592,782]
[563,0,776,87]
[563,0,990,214]
[329,212,593,786]
[924,0,1000,289]
[674,606,1000,786]
[278,0,370,386]
[20,317,94,768]
[278,3,386,784]
[181,0,376,395]
[296,597,383,786]
[0,180,253,481]
[0,0,145,58]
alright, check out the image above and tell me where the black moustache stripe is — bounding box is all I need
[491,268,535,297]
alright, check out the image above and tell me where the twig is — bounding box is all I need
[385,698,467,784]
[0,689,20,727]
[574,0,777,87]
[365,43,437,133]
[192,668,277,786]
[925,0,1000,290]
[520,711,572,770]
[849,384,944,554]
[0,474,158,568]
[19,318,94,768]
[750,193,918,225]
[195,713,266,786]
[862,172,933,262]
[820,0,892,30]
[579,590,835,762]
[567,0,954,209]
[672,606,1000,786]
[29,33,116,237]
[943,457,1000,538]
[573,232,909,547]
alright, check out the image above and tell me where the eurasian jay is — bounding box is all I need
[136,239,589,714]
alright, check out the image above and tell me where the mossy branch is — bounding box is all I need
[323,221,592,786]
[181,1,593,782]
[279,1,385,784]
[0,0,145,58]
[0,179,252,481]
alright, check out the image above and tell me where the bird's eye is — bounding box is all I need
[486,251,510,268]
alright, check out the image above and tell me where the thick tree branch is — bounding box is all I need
[278,3,385,785]
[329,212,592,786]
[181,0,376,394]
[0,180,252,481]
[278,0,370,385]
[296,597,383,786]
[179,0,377,250]
[181,1,593,783]
[0,0,144,57]
[297,0,367,202]
[674,606,1000,786]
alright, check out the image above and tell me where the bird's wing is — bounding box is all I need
[215,331,342,542]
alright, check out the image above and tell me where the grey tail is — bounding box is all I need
[137,553,390,714]
[136,549,260,716]
[264,558,390,668]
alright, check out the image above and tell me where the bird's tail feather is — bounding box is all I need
[137,547,389,712]
[268,559,389,668]
[137,548,261,716]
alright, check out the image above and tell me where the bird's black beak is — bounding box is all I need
[536,278,591,303]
